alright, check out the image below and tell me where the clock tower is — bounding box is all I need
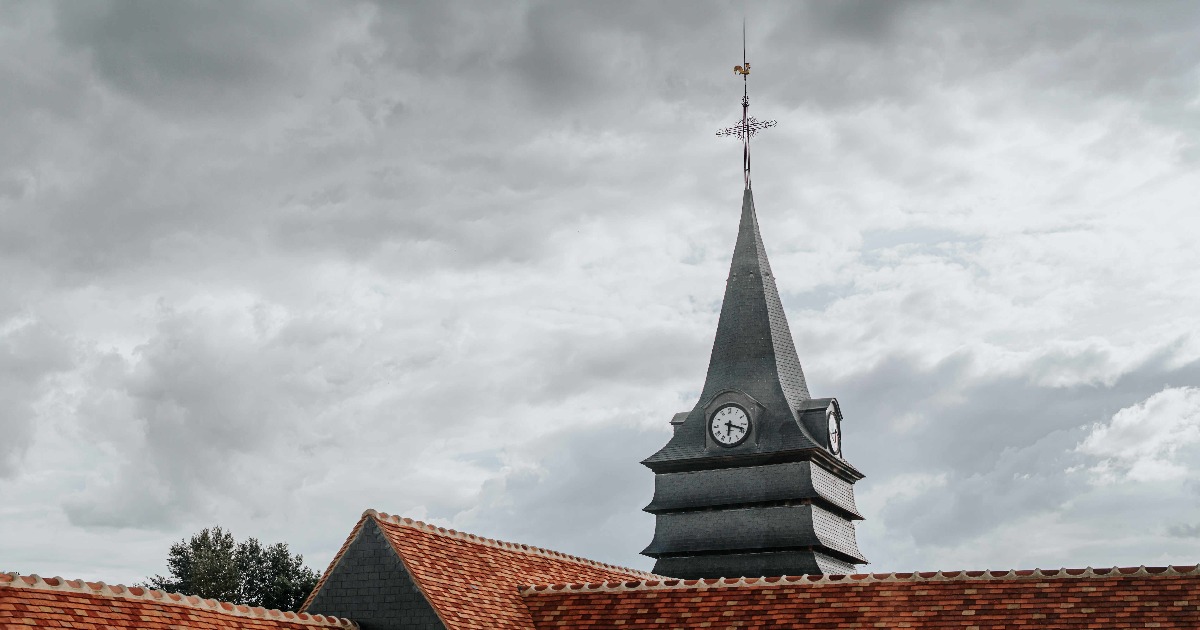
[640,47,867,579]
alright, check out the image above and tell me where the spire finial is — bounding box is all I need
[716,19,776,190]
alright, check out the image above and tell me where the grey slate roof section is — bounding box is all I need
[305,519,446,630]
[652,550,857,580]
[645,189,819,468]
[644,461,862,519]
[642,504,866,564]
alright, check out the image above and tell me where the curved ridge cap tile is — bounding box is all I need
[381,513,661,578]
[529,575,837,594]
[512,566,1200,594]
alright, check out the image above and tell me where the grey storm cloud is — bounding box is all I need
[1169,523,1200,538]
[0,321,74,476]
[1,0,1199,583]
[52,1,337,117]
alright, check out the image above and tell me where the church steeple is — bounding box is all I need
[641,35,867,579]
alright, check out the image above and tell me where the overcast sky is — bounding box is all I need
[2,0,1200,584]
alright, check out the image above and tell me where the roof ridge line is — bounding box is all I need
[516,564,1200,595]
[362,509,660,579]
[0,571,358,628]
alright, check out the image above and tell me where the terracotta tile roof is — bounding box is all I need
[0,572,356,629]
[302,509,658,630]
[520,565,1200,628]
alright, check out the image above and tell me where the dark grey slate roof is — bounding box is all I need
[642,503,866,564]
[644,461,862,519]
[644,188,820,468]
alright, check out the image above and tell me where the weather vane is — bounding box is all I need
[716,19,776,189]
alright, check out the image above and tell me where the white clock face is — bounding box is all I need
[710,405,750,446]
[827,407,841,454]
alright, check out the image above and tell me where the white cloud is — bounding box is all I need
[1078,386,1200,484]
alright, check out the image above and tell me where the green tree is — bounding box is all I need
[142,526,320,611]
[236,537,321,611]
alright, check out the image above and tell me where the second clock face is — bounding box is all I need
[710,405,750,447]
[827,406,841,454]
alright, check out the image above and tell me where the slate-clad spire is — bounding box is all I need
[641,188,828,470]
[704,187,810,411]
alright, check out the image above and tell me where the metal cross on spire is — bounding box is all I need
[715,19,776,189]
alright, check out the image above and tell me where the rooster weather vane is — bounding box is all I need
[715,20,776,189]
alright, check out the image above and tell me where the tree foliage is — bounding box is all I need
[142,526,320,611]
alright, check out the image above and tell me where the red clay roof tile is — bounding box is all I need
[519,565,1200,629]
[0,572,356,629]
